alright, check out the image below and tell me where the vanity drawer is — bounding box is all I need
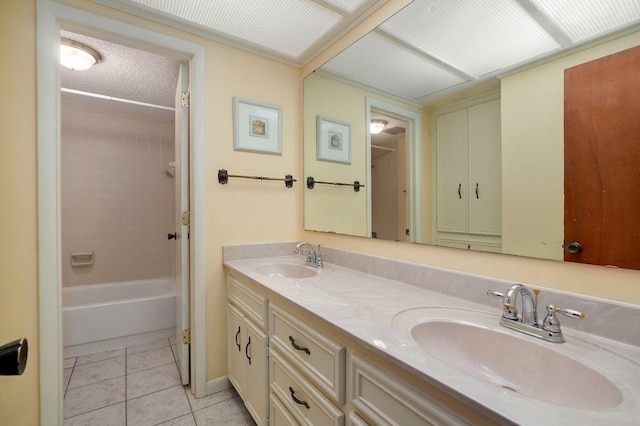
[351,354,469,426]
[227,274,269,330]
[270,348,344,426]
[270,390,299,426]
[270,304,346,403]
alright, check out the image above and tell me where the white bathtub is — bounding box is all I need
[63,278,176,357]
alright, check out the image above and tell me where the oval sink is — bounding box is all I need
[410,320,623,409]
[255,263,317,279]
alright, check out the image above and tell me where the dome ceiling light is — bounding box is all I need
[370,119,388,134]
[60,39,102,71]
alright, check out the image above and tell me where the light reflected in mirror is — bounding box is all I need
[304,0,640,270]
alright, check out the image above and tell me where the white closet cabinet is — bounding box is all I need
[436,99,501,251]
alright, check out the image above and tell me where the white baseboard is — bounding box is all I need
[205,376,232,396]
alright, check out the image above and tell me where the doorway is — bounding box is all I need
[366,98,422,243]
[37,2,207,422]
[60,28,185,354]
[370,111,408,241]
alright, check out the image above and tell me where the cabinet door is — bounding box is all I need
[244,319,269,426]
[437,109,468,233]
[468,100,501,235]
[227,304,246,397]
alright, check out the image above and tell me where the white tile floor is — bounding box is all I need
[63,338,256,425]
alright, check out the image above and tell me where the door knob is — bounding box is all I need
[566,242,582,254]
[0,338,28,376]
[168,233,177,240]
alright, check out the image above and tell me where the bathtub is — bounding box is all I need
[63,278,176,357]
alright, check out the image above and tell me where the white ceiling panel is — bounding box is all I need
[322,32,466,99]
[126,0,344,59]
[380,0,561,78]
[531,0,640,42]
[325,0,371,13]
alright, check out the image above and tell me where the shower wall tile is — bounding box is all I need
[61,94,175,287]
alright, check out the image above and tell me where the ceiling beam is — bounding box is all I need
[513,0,574,48]
[374,28,477,82]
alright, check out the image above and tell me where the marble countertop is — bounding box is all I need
[224,253,640,425]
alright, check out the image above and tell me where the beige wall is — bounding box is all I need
[304,73,430,238]
[304,74,369,236]
[502,30,640,260]
[0,1,40,424]
[61,95,175,286]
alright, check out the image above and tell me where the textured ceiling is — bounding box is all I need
[95,0,385,64]
[60,30,180,108]
[63,0,640,112]
[321,0,640,105]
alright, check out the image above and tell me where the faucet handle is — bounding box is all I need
[551,305,585,320]
[486,290,504,299]
[315,244,327,267]
[542,304,585,336]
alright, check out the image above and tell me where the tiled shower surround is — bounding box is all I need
[61,93,175,286]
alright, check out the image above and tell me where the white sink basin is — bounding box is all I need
[255,263,317,279]
[410,318,623,410]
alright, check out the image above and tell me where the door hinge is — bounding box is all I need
[182,329,191,344]
[181,211,190,227]
[181,91,190,107]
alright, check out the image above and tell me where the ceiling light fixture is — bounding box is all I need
[370,119,388,134]
[60,39,101,71]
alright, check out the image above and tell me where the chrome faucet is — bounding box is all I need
[487,283,584,343]
[501,283,538,326]
[294,242,325,268]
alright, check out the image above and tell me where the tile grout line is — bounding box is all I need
[125,345,128,426]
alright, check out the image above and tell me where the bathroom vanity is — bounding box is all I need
[224,242,640,425]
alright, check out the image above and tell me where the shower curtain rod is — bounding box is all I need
[61,88,176,111]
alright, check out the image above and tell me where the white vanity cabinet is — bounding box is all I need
[351,354,470,425]
[436,98,501,252]
[227,276,269,426]
[225,269,497,426]
[269,303,346,425]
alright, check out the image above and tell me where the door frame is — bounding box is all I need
[366,98,422,242]
[36,1,207,422]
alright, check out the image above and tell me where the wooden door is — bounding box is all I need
[564,45,640,269]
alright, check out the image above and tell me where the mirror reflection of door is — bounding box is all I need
[564,45,640,269]
[370,112,408,241]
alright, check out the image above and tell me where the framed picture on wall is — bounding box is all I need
[233,97,282,155]
[317,116,351,164]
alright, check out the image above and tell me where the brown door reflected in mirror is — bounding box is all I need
[564,45,640,269]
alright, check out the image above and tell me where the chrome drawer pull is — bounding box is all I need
[289,336,310,354]
[289,386,310,409]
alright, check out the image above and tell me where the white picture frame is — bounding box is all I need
[233,97,282,155]
[317,116,351,164]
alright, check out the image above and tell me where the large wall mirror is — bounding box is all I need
[304,0,640,270]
